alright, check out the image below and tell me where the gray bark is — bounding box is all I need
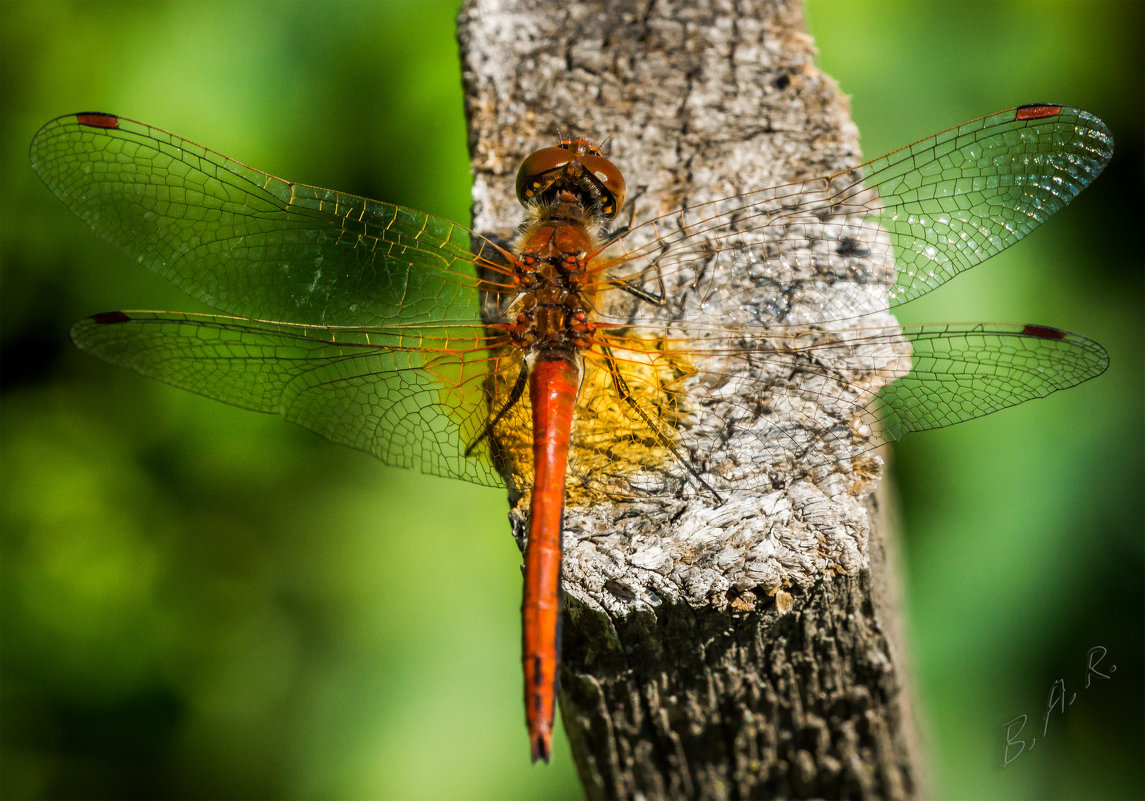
[457,1,924,798]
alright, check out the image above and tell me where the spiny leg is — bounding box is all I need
[466,362,529,458]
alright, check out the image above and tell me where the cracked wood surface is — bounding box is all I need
[458,0,924,797]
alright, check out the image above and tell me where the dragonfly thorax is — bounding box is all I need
[508,218,600,354]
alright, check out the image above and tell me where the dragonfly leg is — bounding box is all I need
[608,277,664,305]
[465,362,529,457]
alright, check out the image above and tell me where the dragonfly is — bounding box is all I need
[31,104,1111,763]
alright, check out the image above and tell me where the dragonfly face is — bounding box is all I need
[515,138,626,219]
[31,104,1112,762]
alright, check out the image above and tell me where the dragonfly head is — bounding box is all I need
[515,138,626,220]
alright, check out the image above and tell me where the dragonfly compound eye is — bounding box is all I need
[516,147,575,205]
[577,153,625,219]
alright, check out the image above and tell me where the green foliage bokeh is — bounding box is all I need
[2,1,1141,799]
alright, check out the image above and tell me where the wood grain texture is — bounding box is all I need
[458,0,924,796]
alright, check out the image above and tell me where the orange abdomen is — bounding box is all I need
[522,355,579,764]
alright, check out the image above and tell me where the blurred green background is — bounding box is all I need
[1,1,1140,799]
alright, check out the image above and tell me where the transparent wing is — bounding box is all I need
[557,323,1108,499]
[31,113,513,327]
[72,311,511,486]
[598,105,1113,325]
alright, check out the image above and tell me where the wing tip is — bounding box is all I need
[1020,323,1110,379]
